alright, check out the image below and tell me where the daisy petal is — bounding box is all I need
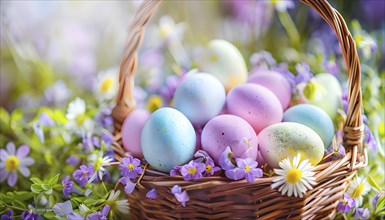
[20,158,35,166]
[0,169,9,182]
[16,145,30,158]
[0,149,9,161]
[6,142,16,155]
[7,171,18,186]
[18,166,31,177]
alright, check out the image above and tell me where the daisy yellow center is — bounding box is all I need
[94,158,104,172]
[342,199,348,205]
[244,166,251,173]
[127,163,135,171]
[286,168,302,184]
[147,96,163,113]
[100,78,113,93]
[5,156,20,171]
[206,165,212,173]
[160,26,171,37]
[76,114,86,125]
[352,183,365,198]
[188,167,197,175]
[210,54,217,62]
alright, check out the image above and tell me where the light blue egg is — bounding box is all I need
[141,107,196,172]
[174,73,226,126]
[283,104,334,147]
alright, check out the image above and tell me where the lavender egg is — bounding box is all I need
[227,83,283,134]
[121,109,150,158]
[248,70,292,110]
[141,107,196,172]
[174,73,226,126]
[201,114,258,163]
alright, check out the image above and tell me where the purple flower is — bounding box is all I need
[62,175,74,198]
[146,189,158,199]
[95,108,113,130]
[295,63,313,84]
[364,126,377,151]
[171,185,190,207]
[180,161,205,181]
[336,193,355,214]
[53,200,73,217]
[323,59,340,78]
[44,80,71,107]
[342,89,348,114]
[250,50,276,70]
[225,158,262,183]
[1,210,13,220]
[194,150,210,163]
[203,157,221,177]
[39,112,55,127]
[21,210,40,220]
[119,176,136,194]
[66,156,80,167]
[100,134,113,148]
[372,192,385,209]
[0,142,35,187]
[73,165,94,187]
[218,146,236,171]
[354,208,370,220]
[271,63,295,93]
[169,165,182,177]
[118,156,142,179]
[326,144,346,162]
[87,205,110,220]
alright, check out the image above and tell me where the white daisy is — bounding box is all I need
[87,151,113,182]
[271,153,317,198]
[346,176,371,207]
[105,190,129,215]
[65,97,94,135]
[94,68,118,102]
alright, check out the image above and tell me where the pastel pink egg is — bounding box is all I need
[121,109,150,158]
[201,114,258,163]
[227,83,283,134]
[248,70,292,110]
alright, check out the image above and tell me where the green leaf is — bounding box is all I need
[43,212,57,220]
[368,176,382,191]
[84,198,106,207]
[11,199,27,209]
[44,188,53,195]
[11,109,23,123]
[41,184,51,191]
[30,177,44,184]
[31,184,44,194]
[376,196,385,214]
[0,108,11,134]
[6,191,35,201]
[48,173,60,186]
[53,109,68,124]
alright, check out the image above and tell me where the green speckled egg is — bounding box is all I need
[258,122,325,168]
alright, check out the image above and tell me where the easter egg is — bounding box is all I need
[283,104,334,147]
[121,109,150,158]
[174,73,226,126]
[201,114,258,163]
[198,39,248,91]
[227,83,283,134]
[258,122,325,168]
[304,73,342,120]
[248,70,292,110]
[141,107,196,172]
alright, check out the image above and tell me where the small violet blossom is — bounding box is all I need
[295,62,313,85]
[1,210,13,220]
[226,158,263,183]
[180,161,205,181]
[146,189,158,199]
[119,156,142,179]
[364,125,377,151]
[170,165,182,177]
[373,191,385,209]
[0,142,35,187]
[119,176,136,195]
[62,175,74,198]
[203,157,221,177]
[336,193,355,214]
[218,146,236,171]
[53,200,73,217]
[171,185,190,207]
[354,208,370,220]
[66,155,80,167]
[21,210,40,220]
[87,205,110,220]
[73,165,94,187]
[194,150,210,163]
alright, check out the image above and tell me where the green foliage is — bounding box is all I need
[30,174,60,195]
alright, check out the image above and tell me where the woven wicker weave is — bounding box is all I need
[111,0,367,219]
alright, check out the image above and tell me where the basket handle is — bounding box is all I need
[112,0,364,167]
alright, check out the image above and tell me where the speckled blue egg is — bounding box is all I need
[283,104,334,147]
[174,73,226,126]
[141,107,196,172]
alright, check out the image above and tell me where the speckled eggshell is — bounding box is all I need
[121,109,150,158]
[174,73,226,126]
[248,70,292,110]
[198,39,248,91]
[201,114,258,163]
[227,83,283,134]
[309,73,342,120]
[141,107,196,172]
[258,122,325,168]
[283,104,334,147]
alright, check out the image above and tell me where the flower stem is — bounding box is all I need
[101,181,108,194]
[278,11,301,49]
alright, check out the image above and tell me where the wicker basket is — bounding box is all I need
[111,0,367,219]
